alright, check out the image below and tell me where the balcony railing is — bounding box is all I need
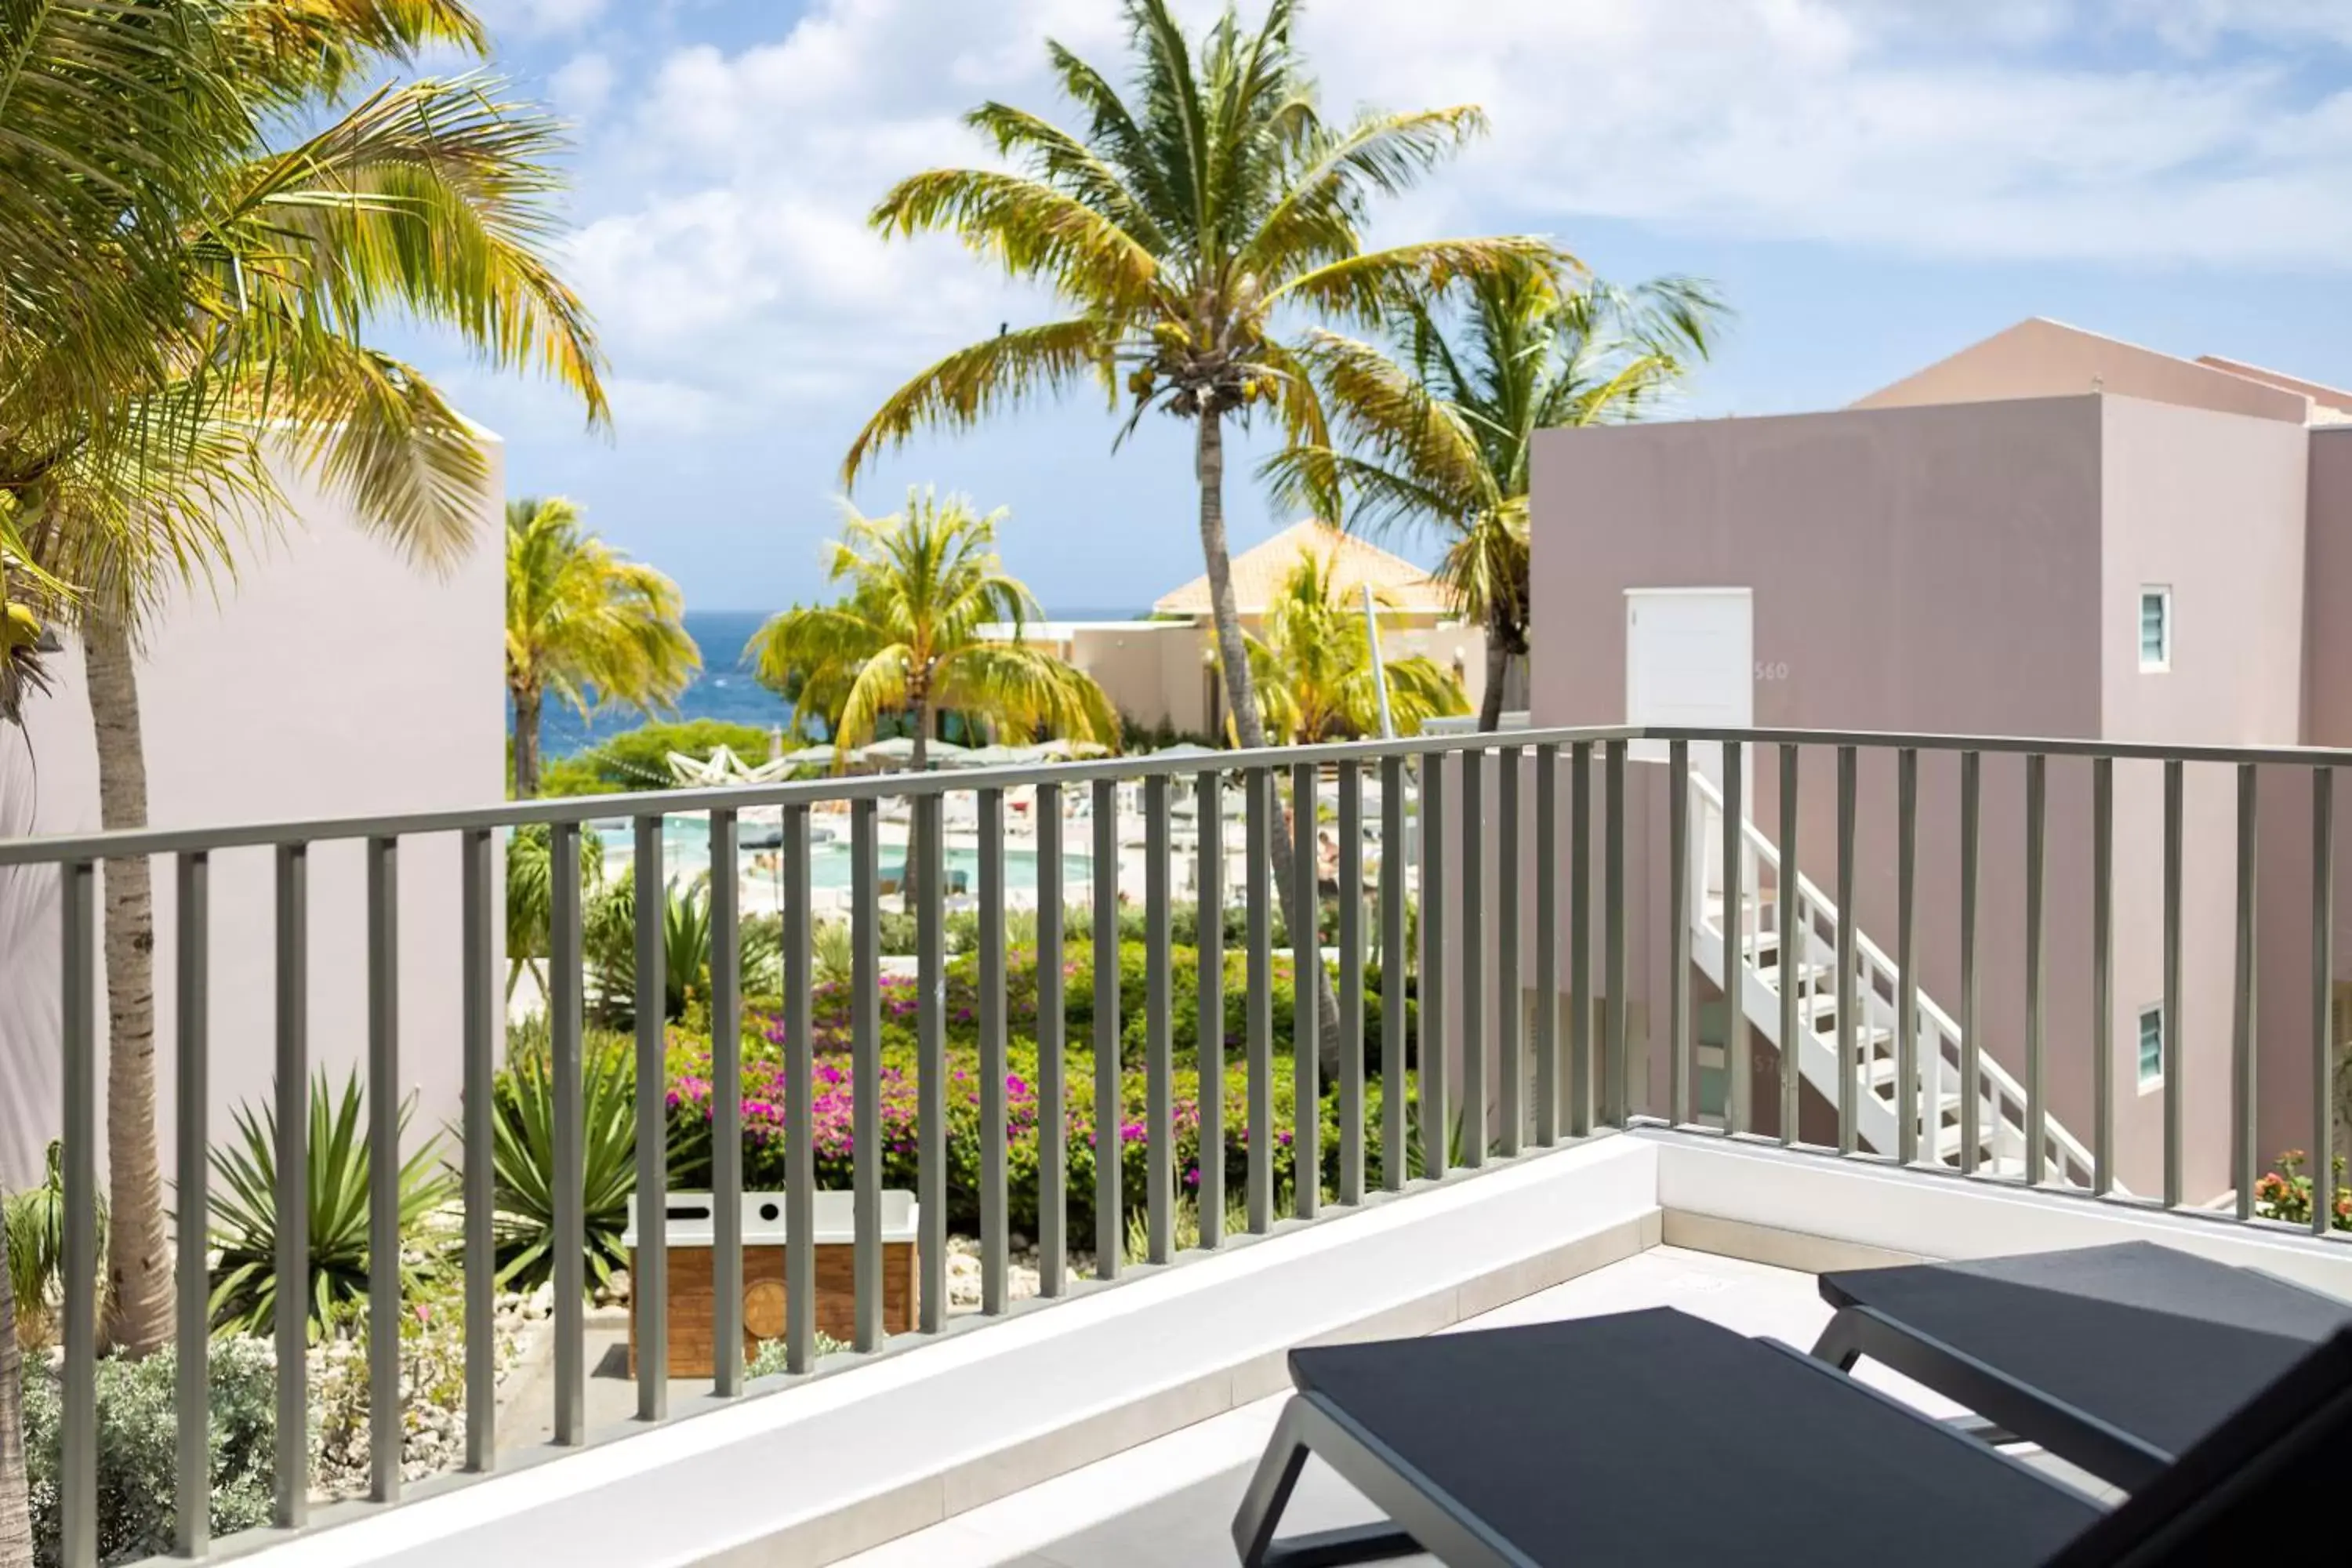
[2,724,2347,1568]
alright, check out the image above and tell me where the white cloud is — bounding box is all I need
[549,50,616,115]
[546,0,2352,440]
[474,0,607,37]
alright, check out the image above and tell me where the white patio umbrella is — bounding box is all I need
[861,735,967,769]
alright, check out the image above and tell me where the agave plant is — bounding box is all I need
[207,1069,456,1337]
[489,1040,637,1292]
[586,873,782,1026]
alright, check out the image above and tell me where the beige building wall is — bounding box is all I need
[0,445,507,1189]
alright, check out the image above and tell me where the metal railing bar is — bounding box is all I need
[1420,756,1450,1177]
[981,787,1011,1308]
[1605,741,1628,1124]
[1896,752,1918,1168]
[461,828,496,1470]
[1247,768,1275,1228]
[1093,777,1123,1276]
[1292,760,1320,1218]
[1338,762,1367,1200]
[0,728,1650,866]
[175,850,211,1552]
[549,820,586,1443]
[2093,760,2114,1196]
[1668,741,1691,1127]
[1959,751,1981,1177]
[2233,764,2258,1222]
[1647,726,2352,769]
[1036,784,1069,1290]
[2314,768,2336,1239]
[1193,771,1224,1247]
[2024,755,2047,1187]
[633,815,670,1418]
[1460,748,1484,1168]
[1379,755,1407,1186]
[1535,744,1560,1147]
[1569,742,1592,1138]
[60,858,96,1568]
[1835,748,1857,1159]
[1498,746,1523,1158]
[782,804,816,1374]
[275,841,312,1519]
[34,721,2352,869]
[851,797,883,1351]
[1724,739,1748,1135]
[367,835,404,1497]
[917,793,949,1330]
[2165,759,2185,1209]
[1778,746,1801,1147]
[1144,775,1174,1265]
[710,807,744,1396]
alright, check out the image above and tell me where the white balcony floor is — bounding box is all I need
[832,1244,1975,1568]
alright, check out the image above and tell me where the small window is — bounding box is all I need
[2139,586,2171,672]
[2137,1004,2165,1089]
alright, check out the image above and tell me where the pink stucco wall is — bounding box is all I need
[2097,395,2307,1199]
[1515,396,2105,1148]
[0,448,507,1188]
[1509,390,2321,1200]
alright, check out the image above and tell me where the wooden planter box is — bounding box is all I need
[623,1191,917,1378]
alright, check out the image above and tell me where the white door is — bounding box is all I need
[1627,590,1754,890]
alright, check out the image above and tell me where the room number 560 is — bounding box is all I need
[1754,661,1790,681]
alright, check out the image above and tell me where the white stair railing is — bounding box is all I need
[1688,771,2096,1186]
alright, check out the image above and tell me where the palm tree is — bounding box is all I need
[1272,261,1726,729]
[845,0,1565,1068]
[746,489,1116,770]
[506,497,699,798]
[1247,549,1466,744]
[5,2,609,1357]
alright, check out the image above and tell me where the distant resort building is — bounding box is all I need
[987,520,1487,740]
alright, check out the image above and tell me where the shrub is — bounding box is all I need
[491,1037,637,1290]
[2252,1149,2351,1230]
[208,1070,455,1336]
[20,1338,276,1568]
[543,720,781,797]
[5,1139,106,1351]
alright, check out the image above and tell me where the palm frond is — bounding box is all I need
[842,319,1112,487]
[1273,236,1574,328]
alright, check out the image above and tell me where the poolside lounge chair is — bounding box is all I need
[1812,1239,2352,1490]
[1230,1305,2352,1567]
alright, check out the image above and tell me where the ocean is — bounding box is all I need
[532,608,1144,760]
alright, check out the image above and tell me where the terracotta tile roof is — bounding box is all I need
[1153,521,1453,617]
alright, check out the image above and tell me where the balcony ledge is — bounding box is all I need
[229,1130,2352,1568]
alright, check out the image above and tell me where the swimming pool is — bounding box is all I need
[586,818,1091,891]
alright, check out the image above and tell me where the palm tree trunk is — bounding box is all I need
[1195,412,1345,1083]
[0,1225,31,1568]
[83,608,172,1356]
[513,684,543,798]
[907,696,930,913]
[1478,603,1512,731]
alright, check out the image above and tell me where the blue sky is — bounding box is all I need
[425,0,2352,612]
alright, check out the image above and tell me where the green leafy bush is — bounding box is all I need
[20,1338,276,1568]
[541,720,782,797]
[490,1036,637,1290]
[2252,1149,2351,1230]
[208,1070,455,1335]
[6,1138,106,1351]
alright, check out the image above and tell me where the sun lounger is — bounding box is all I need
[1812,1240,2352,1490]
[1230,1304,2352,1566]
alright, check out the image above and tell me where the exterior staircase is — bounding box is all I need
[1687,771,2096,1185]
